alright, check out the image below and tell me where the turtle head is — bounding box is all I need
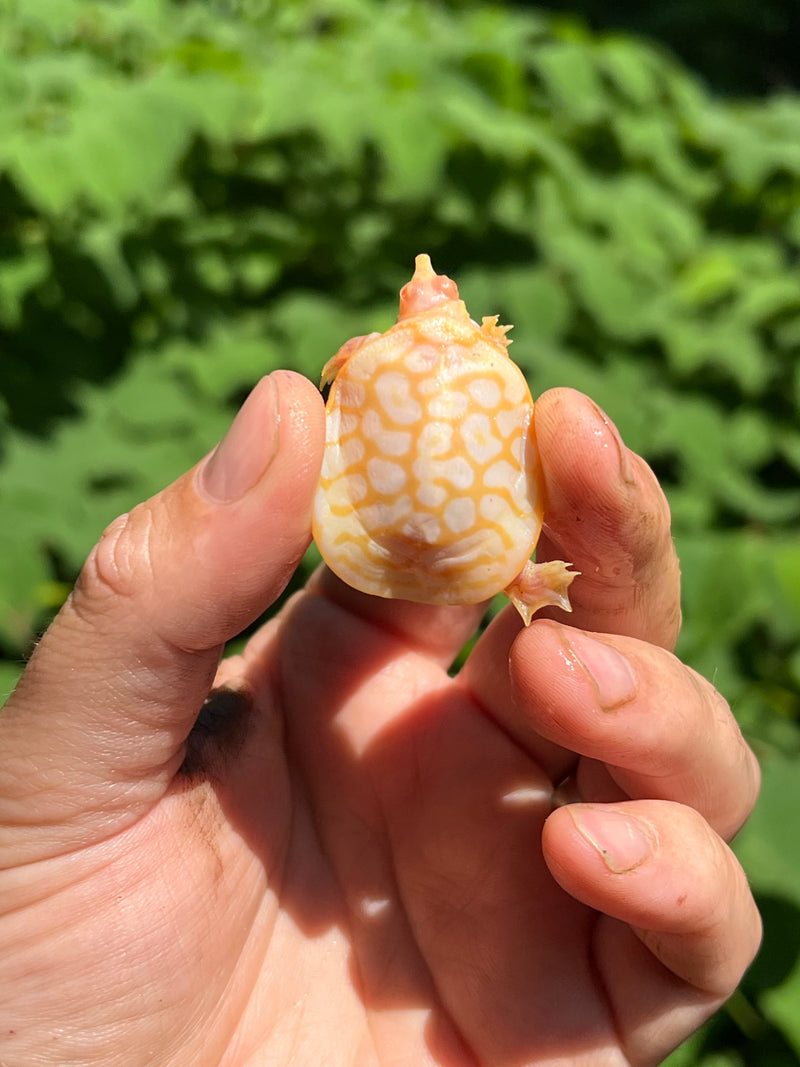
[399,254,460,319]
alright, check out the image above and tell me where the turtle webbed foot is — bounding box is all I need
[505,560,579,627]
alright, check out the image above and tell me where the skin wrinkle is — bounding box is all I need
[679,837,739,942]
[245,820,335,1063]
[540,432,674,579]
[546,498,668,588]
[604,924,690,1067]
[587,913,634,1067]
[271,719,392,1065]
[0,750,181,871]
[637,926,725,996]
[60,598,220,760]
[637,918,736,1000]
[479,664,577,789]
[386,869,484,1067]
[306,573,484,671]
[90,504,158,602]
[0,607,193,860]
[14,670,187,798]
[161,751,293,1065]
[73,503,226,673]
[369,695,584,1059]
[540,526,681,648]
[272,593,484,1066]
[0,835,120,915]
[585,399,636,489]
[358,805,477,1066]
[61,593,198,707]
[174,839,284,1060]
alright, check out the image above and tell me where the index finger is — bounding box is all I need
[535,388,681,650]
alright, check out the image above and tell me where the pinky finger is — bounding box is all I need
[543,800,762,1061]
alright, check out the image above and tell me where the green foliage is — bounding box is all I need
[538,0,800,96]
[1,1,799,1060]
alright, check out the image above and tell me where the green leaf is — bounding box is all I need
[676,250,740,306]
[613,110,715,199]
[72,81,195,214]
[734,755,800,1055]
[78,224,139,308]
[0,659,24,709]
[603,175,701,273]
[458,265,571,348]
[0,247,49,327]
[162,321,280,398]
[597,36,661,107]
[772,541,800,628]
[6,129,85,215]
[726,409,776,469]
[0,528,51,649]
[705,102,800,191]
[565,235,653,340]
[268,292,388,383]
[676,532,770,676]
[660,318,770,393]
[534,40,607,124]
[734,276,800,326]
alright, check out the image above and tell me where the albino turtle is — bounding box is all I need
[312,254,577,624]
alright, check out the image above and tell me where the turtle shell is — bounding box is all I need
[312,255,545,606]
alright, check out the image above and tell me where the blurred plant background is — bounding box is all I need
[1,0,799,1061]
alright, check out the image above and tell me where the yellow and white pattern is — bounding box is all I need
[313,254,576,623]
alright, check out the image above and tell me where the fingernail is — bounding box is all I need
[200,376,279,503]
[589,400,635,485]
[567,631,637,710]
[571,805,655,873]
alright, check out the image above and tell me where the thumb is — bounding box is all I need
[1,370,325,860]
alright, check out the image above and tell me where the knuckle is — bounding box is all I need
[78,504,158,603]
[703,857,762,994]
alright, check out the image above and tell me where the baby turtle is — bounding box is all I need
[312,254,577,624]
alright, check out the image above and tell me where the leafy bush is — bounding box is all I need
[1,1,799,1061]
[538,0,800,96]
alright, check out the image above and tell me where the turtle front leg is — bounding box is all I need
[504,560,579,626]
[320,332,382,388]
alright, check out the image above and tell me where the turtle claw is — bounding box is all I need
[505,560,579,626]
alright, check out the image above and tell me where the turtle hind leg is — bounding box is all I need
[504,560,579,627]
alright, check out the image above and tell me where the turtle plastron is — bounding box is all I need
[312,253,578,624]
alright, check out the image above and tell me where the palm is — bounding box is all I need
[88,600,607,1066]
[75,582,690,1067]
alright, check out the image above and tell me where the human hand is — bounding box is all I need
[0,371,761,1066]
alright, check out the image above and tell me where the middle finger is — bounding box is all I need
[506,620,759,840]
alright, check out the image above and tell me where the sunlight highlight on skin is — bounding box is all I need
[358,896,393,920]
[331,654,448,758]
[499,784,554,808]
